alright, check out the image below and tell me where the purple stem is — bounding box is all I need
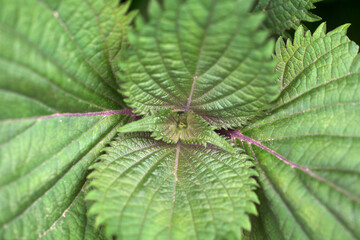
[185,75,198,111]
[228,130,360,202]
[228,130,308,171]
[40,109,136,119]
[3,109,136,123]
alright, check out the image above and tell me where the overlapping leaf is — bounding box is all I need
[242,190,283,240]
[121,0,279,128]
[0,0,133,239]
[38,184,104,240]
[118,109,234,153]
[255,0,322,35]
[87,132,258,239]
[241,23,360,239]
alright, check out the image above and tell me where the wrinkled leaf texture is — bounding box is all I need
[87,133,258,239]
[0,0,134,239]
[255,0,322,35]
[1,0,360,239]
[121,0,279,129]
[88,0,273,238]
[242,23,360,239]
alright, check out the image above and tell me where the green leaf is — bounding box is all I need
[255,0,322,35]
[240,23,360,239]
[87,132,258,240]
[118,109,235,153]
[38,183,104,240]
[0,0,133,239]
[121,0,279,128]
[0,115,128,240]
[242,190,283,240]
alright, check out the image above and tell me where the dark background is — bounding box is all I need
[306,0,360,43]
[125,0,360,43]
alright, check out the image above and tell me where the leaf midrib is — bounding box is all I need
[255,144,358,239]
[169,142,181,239]
[116,150,174,236]
[181,147,237,220]
[181,151,217,237]
[236,131,360,202]
[1,116,125,227]
[249,144,312,239]
[0,111,133,126]
[186,0,218,111]
[154,11,188,100]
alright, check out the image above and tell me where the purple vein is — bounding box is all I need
[185,0,217,111]
[248,144,312,239]
[186,75,198,111]
[229,130,360,203]
[229,130,306,170]
[169,142,181,239]
[39,109,135,119]
[1,109,135,123]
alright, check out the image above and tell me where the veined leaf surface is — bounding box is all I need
[255,0,322,35]
[0,0,133,239]
[242,190,283,240]
[39,183,104,240]
[118,109,234,153]
[122,0,279,128]
[87,132,258,239]
[240,23,360,239]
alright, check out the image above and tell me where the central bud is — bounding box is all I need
[159,110,204,143]
[177,114,188,129]
[177,121,187,129]
[118,108,234,153]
